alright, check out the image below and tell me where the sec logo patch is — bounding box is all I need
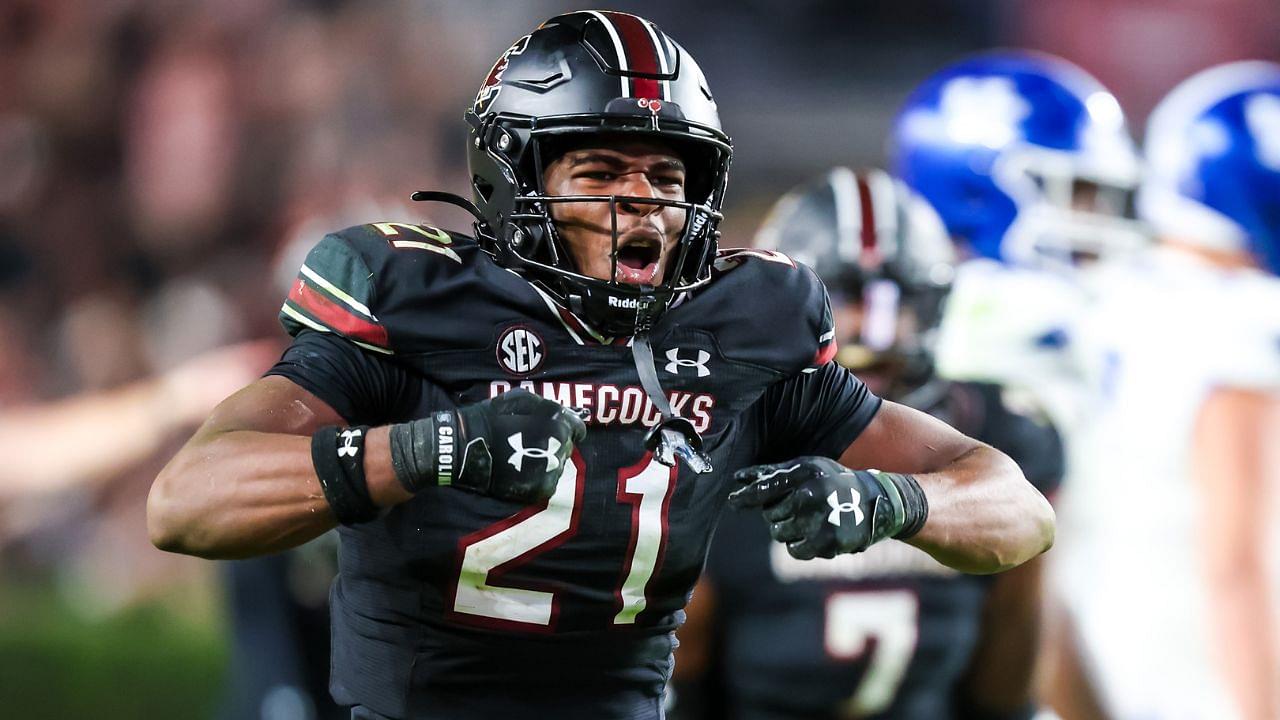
[497,325,544,376]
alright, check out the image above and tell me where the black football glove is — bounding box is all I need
[389,389,587,504]
[727,457,928,559]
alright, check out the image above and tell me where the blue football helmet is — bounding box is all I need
[1139,61,1280,276]
[891,51,1146,268]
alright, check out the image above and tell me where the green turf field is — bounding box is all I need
[0,581,227,719]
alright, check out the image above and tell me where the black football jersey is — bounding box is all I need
[265,222,882,719]
[697,382,1063,720]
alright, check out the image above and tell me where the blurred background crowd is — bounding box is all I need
[0,0,1277,717]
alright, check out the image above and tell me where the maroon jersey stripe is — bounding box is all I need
[603,11,661,99]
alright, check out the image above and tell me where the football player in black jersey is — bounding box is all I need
[670,168,1065,720]
[147,12,1054,720]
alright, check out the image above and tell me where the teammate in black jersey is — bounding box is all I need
[147,12,1054,720]
[671,169,1064,720]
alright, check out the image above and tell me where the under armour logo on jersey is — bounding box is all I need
[506,432,562,472]
[337,429,363,458]
[827,488,864,527]
[664,348,710,377]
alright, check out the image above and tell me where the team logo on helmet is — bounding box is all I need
[1245,93,1280,170]
[473,34,530,116]
[497,325,545,376]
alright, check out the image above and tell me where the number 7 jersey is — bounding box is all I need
[266,223,882,719]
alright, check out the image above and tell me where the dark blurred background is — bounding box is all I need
[0,1,1275,717]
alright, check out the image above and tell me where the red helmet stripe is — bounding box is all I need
[602,11,661,99]
[586,10,630,96]
[855,173,878,260]
[641,20,672,100]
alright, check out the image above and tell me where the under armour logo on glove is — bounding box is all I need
[729,457,919,559]
[664,348,711,377]
[827,486,864,527]
[390,389,585,505]
[337,428,363,458]
[506,432,562,472]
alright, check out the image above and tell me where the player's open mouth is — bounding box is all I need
[613,235,662,285]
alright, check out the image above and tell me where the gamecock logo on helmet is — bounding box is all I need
[473,34,530,115]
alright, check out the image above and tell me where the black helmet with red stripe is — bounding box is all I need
[463,11,732,337]
[756,168,955,398]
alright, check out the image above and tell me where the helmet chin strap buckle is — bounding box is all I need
[644,416,712,474]
[631,334,713,475]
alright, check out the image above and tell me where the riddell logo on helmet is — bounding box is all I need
[473,34,530,115]
[637,98,663,114]
[608,296,648,309]
[688,213,708,237]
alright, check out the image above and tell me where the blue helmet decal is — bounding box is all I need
[891,51,1143,266]
[1140,61,1280,276]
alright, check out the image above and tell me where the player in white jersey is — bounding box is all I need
[1051,62,1280,720]
[890,52,1155,719]
[890,51,1146,431]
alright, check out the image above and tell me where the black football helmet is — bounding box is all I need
[462,11,732,337]
[756,167,955,399]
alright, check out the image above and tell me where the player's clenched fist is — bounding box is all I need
[390,389,587,504]
[727,457,929,559]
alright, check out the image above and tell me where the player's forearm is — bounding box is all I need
[906,445,1055,574]
[1210,564,1279,720]
[1194,389,1279,720]
[148,426,409,559]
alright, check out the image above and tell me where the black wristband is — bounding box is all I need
[389,410,464,494]
[887,472,929,539]
[311,425,378,525]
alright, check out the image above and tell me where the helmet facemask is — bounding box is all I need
[833,271,950,403]
[520,129,725,336]
[990,139,1150,272]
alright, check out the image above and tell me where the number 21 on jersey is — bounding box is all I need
[449,452,677,630]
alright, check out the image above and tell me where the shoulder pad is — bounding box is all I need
[698,248,837,375]
[279,222,479,354]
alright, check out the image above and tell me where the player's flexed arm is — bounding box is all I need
[846,400,1053,573]
[731,375,1054,575]
[148,375,365,559]
[148,375,584,560]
